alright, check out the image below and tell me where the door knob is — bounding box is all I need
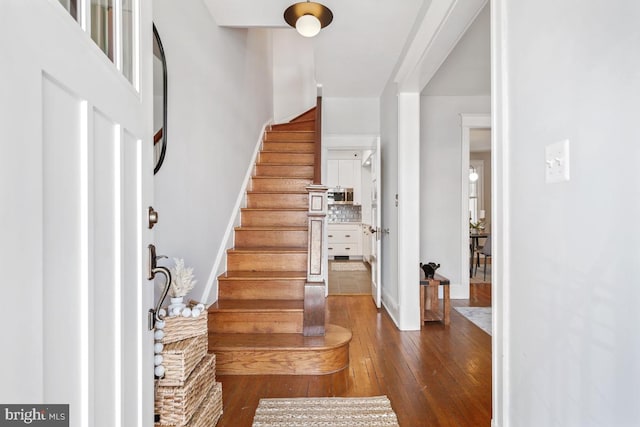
[148,206,159,229]
[147,244,171,330]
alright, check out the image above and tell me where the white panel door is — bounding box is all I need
[370,138,382,308]
[0,1,154,426]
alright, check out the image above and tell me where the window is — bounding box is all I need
[58,0,78,20]
[58,0,138,87]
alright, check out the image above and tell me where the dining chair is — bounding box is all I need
[477,234,491,280]
[475,237,486,273]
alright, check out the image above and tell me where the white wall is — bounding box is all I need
[397,92,422,330]
[272,29,315,123]
[379,82,400,321]
[153,0,273,303]
[498,1,640,425]
[323,97,380,135]
[420,95,490,299]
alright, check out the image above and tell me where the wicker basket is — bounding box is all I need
[160,310,207,345]
[155,353,216,426]
[158,334,209,387]
[185,382,222,427]
[154,382,223,427]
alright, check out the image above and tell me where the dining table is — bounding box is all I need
[469,231,489,277]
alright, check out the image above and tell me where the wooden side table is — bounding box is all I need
[420,273,450,325]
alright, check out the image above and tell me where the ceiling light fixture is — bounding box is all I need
[469,167,479,182]
[284,1,333,38]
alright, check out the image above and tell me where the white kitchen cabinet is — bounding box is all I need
[327,224,362,258]
[326,160,340,188]
[338,160,355,187]
[327,159,362,205]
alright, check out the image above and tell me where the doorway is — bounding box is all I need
[460,114,491,293]
[469,129,492,284]
[325,148,376,296]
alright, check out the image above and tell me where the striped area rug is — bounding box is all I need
[251,396,400,427]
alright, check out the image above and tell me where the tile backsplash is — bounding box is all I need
[328,204,362,223]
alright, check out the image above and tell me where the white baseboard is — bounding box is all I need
[381,292,400,327]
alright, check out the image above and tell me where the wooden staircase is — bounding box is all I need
[208,107,351,386]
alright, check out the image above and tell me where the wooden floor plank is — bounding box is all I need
[215,283,492,427]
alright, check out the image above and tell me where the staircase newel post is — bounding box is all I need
[304,185,328,336]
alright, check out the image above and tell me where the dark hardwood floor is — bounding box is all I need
[215,283,492,427]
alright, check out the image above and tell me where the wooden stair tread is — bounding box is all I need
[264,135,315,143]
[246,190,308,195]
[227,247,307,253]
[234,226,308,231]
[255,162,314,166]
[210,299,303,312]
[256,158,314,162]
[267,130,316,133]
[260,152,311,154]
[209,324,351,351]
[272,119,314,126]
[263,140,314,143]
[253,165,315,178]
[251,176,313,180]
[241,208,307,212]
[218,270,307,280]
[266,131,314,136]
[255,164,314,169]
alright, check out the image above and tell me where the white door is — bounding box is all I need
[370,137,382,308]
[0,1,154,426]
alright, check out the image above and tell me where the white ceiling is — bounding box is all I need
[203,0,490,98]
[204,0,425,97]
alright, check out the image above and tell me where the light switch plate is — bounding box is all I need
[545,139,570,183]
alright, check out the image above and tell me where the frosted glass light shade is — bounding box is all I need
[284,2,333,37]
[296,14,321,37]
[469,171,479,182]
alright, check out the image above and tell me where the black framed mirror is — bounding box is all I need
[152,23,167,174]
